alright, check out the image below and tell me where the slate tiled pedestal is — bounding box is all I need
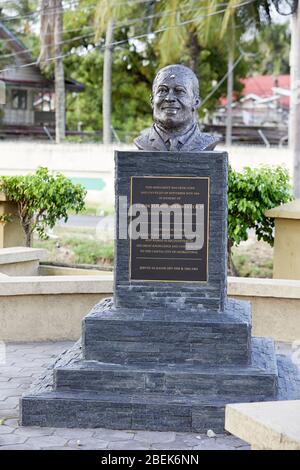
[20,152,300,431]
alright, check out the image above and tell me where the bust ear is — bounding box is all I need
[194,97,200,109]
[150,95,154,109]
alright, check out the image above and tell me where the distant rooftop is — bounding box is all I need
[220,75,290,108]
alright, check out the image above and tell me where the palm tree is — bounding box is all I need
[39,0,65,144]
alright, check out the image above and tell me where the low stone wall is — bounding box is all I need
[1,275,300,342]
[228,277,300,343]
[0,247,47,276]
[0,275,113,342]
[39,265,112,276]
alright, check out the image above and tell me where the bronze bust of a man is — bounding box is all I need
[134,64,219,152]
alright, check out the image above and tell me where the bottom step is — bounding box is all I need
[20,389,270,432]
[20,355,300,432]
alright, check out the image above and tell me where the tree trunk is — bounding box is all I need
[103,20,114,145]
[24,228,32,247]
[187,30,200,73]
[290,8,300,198]
[54,0,65,144]
[227,238,238,277]
[226,45,234,147]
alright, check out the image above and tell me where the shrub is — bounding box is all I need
[228,164,293,273]
[0,167,86,246]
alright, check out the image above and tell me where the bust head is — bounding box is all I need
[151,64,200,133]
[134,64,218,151]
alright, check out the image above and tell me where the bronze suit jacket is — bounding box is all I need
[134,124,219,152]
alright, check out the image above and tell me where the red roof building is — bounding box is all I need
[215,75,290,127]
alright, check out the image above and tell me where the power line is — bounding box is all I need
[0,0,234,48]
[199,53,244,108]
[0,0,257,28]
[0,31,97,59]
[0,0,93,22]
[0,0,154,22]
[198,44,262,108]
[0,1,235,57]
[107,0,257,48]
[0,0,254,26]
[0,0,257,74]
[113,1,234,29]
[0,25,95,47]
[0,47,85,74]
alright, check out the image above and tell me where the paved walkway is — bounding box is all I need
[0,341,251,450]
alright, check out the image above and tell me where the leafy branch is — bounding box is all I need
[0,167,87,246]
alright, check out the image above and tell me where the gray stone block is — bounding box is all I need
[83,298,251,365]
[54,337,277,401]
[20,321,298,433]
[114,151,228,313]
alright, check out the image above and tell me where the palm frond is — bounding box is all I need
[191,0,222,47]
[156,0,187,65]
[221,0,242,37]
[94,0,139,40]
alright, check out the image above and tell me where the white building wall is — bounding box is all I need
[0,142,293,205]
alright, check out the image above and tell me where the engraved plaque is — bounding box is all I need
[129,176,209,282]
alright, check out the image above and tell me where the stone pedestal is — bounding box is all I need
[20,151,300,431]
[265,199,300,280]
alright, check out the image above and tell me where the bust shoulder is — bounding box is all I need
[134,127,153,151]
[189,128,220,151]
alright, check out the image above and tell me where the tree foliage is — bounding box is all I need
[0,0,292,138]
[228,165,293,274]
[0,167,86,247]
[245,23,291,75]
[228,164,293,247]
[0,0,39,68]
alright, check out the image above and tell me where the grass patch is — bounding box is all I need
[231,238,273,278]
[68,203,114,217]
[64,238,114,265]
[33,226,114,266]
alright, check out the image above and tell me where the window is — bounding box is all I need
[33,91,54,111]
[11,89,27,110]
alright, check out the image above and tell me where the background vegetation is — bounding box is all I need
[0,0,291,140]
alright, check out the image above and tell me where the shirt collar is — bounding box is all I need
[153,123,197,146]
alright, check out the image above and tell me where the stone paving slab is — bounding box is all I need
[0,341,252,450]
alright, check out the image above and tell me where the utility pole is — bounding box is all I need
[226,47,234,147]
[103,19,114,145]
[226,25,234,147]
[54,0,65,144]
[290,5,300,197]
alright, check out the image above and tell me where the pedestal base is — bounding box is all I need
[20,298,300,432]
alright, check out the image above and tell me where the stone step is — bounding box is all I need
[20,388,274,432]
[83,298,252,365]
[20,339,300,432]
[55,337,278,400]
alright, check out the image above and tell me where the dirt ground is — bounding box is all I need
[232,233,273,278]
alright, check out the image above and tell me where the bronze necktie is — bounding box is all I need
[168,138,179,151]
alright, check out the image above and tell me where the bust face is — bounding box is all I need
[151,71,199,132]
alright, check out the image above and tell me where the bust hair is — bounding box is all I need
[152,64,199,98]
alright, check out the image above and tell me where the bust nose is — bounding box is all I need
[164,89,176,102]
